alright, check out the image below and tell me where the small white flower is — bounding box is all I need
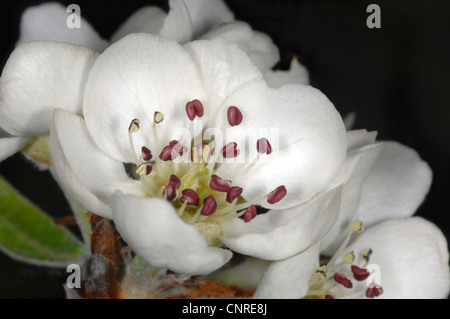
[40,32,347,276]
[254,134,450,298]
[0,0,304,165]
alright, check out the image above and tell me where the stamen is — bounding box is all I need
[333,273,353,288]
[315,265,328,280]
[201,196,217,216]
[267,185,287,204]
[243,205,257,222]
[159,141,186,161]
[343,251,356,264]
[222,142,240,158]
[141,146,152,161]
[186,99,204,121]
[164,174,181,202]
[256,137,272,155]
[154,111,164,124]
[209,174,231,192]
[226,186,243,203]
[366,284,383,298]
[177,200,188,217]
[351,265,370,281]
[350,219,364,233]
[362,249,372,262]
[159,145,175,161]
[180,189,200,206]
[152,112,164,155]
[128,118,140,133]
[136,163,152,176]
[128,118,141,165]
[170,140,187,156]
[168,174,181,188]
[227,106,243,126]
[325,295,336,299]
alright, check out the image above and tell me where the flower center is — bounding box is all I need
[305,220,384,299]
[126,99,287,246]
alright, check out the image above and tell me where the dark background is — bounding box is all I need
[0,0,449,298]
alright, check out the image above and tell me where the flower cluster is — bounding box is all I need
[0,0,448,299]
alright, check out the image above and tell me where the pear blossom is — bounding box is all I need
[254,134,450,298]
[0,0,211,165]
[0,0,305,166]
[31,30,346,276]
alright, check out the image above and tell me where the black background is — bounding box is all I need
[0,0,449,298]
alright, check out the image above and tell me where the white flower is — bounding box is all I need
[0,0,305,165]
[254,134,450,298]
[37,31,347,276]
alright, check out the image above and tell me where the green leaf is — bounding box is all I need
[0,175,86,267]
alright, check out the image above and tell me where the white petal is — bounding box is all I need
[201,256,270,290]
[83,33,208,163]
[159,0,193,44]
[201,21,279,74]
[182,0,235,38]
[0,136,30,162]
[201,21,252,49]
[343,112,356,130]
[17,2,108,52]
[346,129,378,151]
[320,142,383,255]
[253,243,320,298]
[264,56,309,88]
[112,193,232,275]
[215,81,347,209]
[110,6,167,43]
[52,109,142,202]
[220,186,342,260]
[356,141,433,228]
[0,128,9,138]
[0,41,98,136]
[183,39,263,127]
[247,31,280,73]
[49,114,112,218]
[334,217,450,299]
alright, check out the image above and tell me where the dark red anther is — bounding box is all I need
[325,295,336,299]
[222,142,239,158]
[226,186,243,203]
[164,185,178,202]
[209,174,231,192]
[159,145,175,161]
[186,99,204,121]
[227,106,243,126]
[169,140,187,156]
[180,189,200,206]
[257,137,272,155]
[168,174,181,189]
[267,186,287,204]
[366,284,383,298]
[128,118,140,132]
[333,273,353,288]
[141,146,153,161]
[243,205,257,222]
[136,163,152,176]
[159,141,186,161]
[201,196,217,216]
[164,175,181,202]
[351,265,370,281]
